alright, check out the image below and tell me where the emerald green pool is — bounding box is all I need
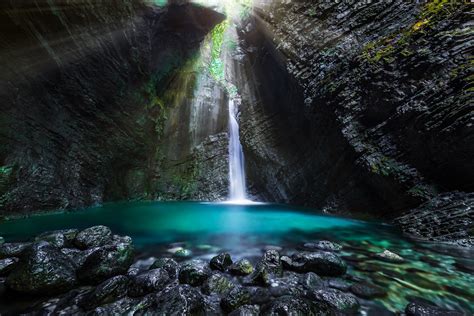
[0,201,473,313]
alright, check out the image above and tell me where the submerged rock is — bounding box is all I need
[229,259,254,276]
[179,260,211,286]
[405,301,464,316]
[221,286,252,313]
[128,268,170,297]
[281,251,347,276]
[80,275,129,309]
[350,281,387,299]
[0,257,19,276]
[154,284,205,315]
[74,226,112,250]
[150,258,179,278]
[6,241,77,295]
[202,272,235,295]
[310,288,360,313]
[210,252,233,272]
[35,229,78,248]
[327,278,352,291]
[304,240,342,251]
[374,249,404,263]
[77,236,134,284]
[0,237,4,245]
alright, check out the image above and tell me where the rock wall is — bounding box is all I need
[239,0,473,220]
[0,1,225,216]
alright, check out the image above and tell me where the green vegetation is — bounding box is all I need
[361,0,465,64]
[209,21,229,82]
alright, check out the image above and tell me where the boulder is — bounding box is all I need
[202,272,235,295]
[229,259,254,276]
[178,260,211,286]
[80,275,129,309]
[6,241,77,295]
[261,250,283,276]
[350,281,387,299]
[210,252,233,272]
[35,229,78,248]
[304,240,342,251]
[0,236,4,245]
[0,257,19,276]
[128,268,170,297]
[220,286,252,313]
[150,258,179,278]
[74,226,112,250]
[310,288,359,313]
[153,284,205,315]
[281,251,347,276]
[405,301,464,316]
[77,236,134,284]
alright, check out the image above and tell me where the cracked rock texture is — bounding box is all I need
[237,0,473,231]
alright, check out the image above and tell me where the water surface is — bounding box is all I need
[0,201,472,313]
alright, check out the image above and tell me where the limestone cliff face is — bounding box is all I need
[238,1,473,222]
[0,1,225,216]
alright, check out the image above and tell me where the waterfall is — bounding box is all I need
[228,98,247,201]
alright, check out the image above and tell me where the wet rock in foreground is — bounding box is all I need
[178,259,211,286]
[6,241,77,295]
[281,251,347,276]
[229,258,254,276]
[210,252,233,272]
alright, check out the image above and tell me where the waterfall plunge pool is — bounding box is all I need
[0,201,473,314]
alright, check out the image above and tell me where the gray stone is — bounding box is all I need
[77,236,134,284]
[229,259,254,276]
[150,257,179,278]
[281,251,347,276]
[178,259,211,286]
[81,275,129,309]
[128,268,170,297]
[74,226,112,250]
[406,301,464,316]
[304,240,342,251]
[210,252,233,272]
[310,288,360,313]
[221,286,252,313]
[6,241,77,295]
[35,229,78,248]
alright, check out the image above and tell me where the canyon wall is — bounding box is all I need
[238,0,473,242]
[0,1,225,216]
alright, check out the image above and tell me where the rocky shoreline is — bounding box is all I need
[0,226,469,315]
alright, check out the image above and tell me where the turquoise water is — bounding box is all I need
[0,201,473,313]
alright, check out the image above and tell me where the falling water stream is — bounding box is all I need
[228,98,247,201]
